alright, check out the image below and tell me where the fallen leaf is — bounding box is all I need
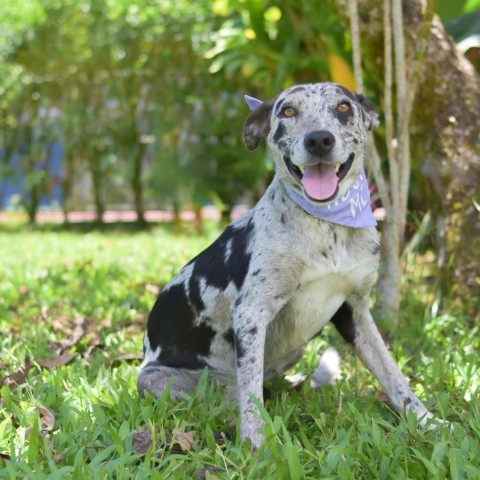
[39,405,56,431]
[58,317,87,349]
[195,467,222,479]
[37,352,75,370]
[132,427,198,457]
[0,356,33,389]
[172,429,194,452]
[132,427,153,455]
[213,431,229,447]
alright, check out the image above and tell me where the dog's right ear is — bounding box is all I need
[243,97,276,151]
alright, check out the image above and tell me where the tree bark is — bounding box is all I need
[132,141,146,226]
[89,152,105,225]
[351,0,480,311]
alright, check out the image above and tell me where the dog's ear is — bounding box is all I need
[355,94,379,131]
[243,97,276,151]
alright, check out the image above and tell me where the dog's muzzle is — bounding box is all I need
[284,129,355,202]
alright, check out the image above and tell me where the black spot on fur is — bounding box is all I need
[188,219,254,292]
[159,322,214,368]
[334,107,354,125]
[281,213,286,224]
[273,122,286,143]
[330,302,356,344]
[252,269,261,277]
[274,99,288,117]
[248,326,258,336]
[336,85,357,102]
[148,284,194,350]
[188,273,205,314]
[404,397,412,406]
[234,334,246,360]
[322,251,328,258]
[147,284,215,368]
[224,328,234,346]
[234,296,243,307]
[287,86,307,96]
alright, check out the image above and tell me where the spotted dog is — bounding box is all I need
[138,82,445,448]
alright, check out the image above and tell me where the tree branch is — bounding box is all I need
[349,0,391,212]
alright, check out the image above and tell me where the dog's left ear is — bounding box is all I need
[243,96,276,151]
[355,94,380,131]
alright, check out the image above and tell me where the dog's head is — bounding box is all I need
[243,83,378,203]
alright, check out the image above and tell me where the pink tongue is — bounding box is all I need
[301,164,338,201]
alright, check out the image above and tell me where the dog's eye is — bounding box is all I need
[283,107,296,117]
[337,102,351,113]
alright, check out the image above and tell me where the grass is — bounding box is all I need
[0,223,478,479]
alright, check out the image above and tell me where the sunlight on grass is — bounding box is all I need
[0,225,478,478]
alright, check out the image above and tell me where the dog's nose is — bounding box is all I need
[304,130,336,156]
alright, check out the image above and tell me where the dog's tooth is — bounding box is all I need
[335,164,341,173]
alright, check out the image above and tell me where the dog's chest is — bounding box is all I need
[265,231,376,365]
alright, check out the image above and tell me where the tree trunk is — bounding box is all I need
[374,217,402,330]
[132,142,146,226]
[355,0,480,302]
[193,203,204,235]
[89,153,104,224]
[220,205,232,227]
[61,150,75,227]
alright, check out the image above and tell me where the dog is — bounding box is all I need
[138,82,444,448]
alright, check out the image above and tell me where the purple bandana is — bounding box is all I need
[282,170,377,228]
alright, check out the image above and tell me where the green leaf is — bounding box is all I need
[448,448,465,480]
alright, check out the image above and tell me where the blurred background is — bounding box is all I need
[0,0,477,223]
[0,1,479,303]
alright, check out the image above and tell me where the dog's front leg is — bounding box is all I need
[232,305,270,449]
[348,295,440,428]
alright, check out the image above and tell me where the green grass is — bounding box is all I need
[0,224,478,479]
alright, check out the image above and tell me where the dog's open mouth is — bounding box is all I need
[285,153,355,202]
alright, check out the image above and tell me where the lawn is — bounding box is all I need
[0,224,478,479]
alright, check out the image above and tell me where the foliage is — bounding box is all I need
[0,226,478,477]
[0,0,268,223]
[0,0,476,225]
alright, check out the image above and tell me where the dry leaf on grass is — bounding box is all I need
[37,352,75,370]
[195,467,222,479]
[51,316,102,353]
[132,427,153,455]
[132,427,196,456]
[0,356,33,390]
[39,405,56,431]
[172,429,194,452]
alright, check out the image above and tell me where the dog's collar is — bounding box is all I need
[279,169,377,228]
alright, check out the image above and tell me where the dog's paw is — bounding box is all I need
[240,416,266,450]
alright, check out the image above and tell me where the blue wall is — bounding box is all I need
[0,142,63,209]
